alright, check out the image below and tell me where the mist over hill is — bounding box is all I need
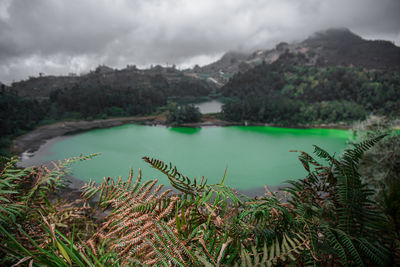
[191,28,400,85]
[4,28,400,101]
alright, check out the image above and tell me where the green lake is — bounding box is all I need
[26,125,352,191]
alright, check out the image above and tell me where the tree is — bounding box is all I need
[167,103,201,125]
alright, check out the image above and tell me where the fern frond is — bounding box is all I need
[83,169,180,264]
[145,221,200,266]
[0,157,32,224]
[357,238,389,266]
[337,134,386,181]
[235,232,310,266]
[26,154,99,202]
[312,145,337,163]
[143,156,207,195]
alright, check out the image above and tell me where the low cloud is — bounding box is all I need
[0,0,399,84]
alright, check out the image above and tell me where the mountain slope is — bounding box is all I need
[185,28,400,86]
[8,28,400,99]
[301,28,400,68]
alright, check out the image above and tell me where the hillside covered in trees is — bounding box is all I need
[192,28,400,85]
[221,53,400,125]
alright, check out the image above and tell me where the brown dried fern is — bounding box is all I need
[82,169,191,264]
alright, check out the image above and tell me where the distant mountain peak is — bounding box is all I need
[187,27,400,86]
[316,27,352,34]
[305,27,363,44]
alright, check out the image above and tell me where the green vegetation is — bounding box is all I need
[221,57,400,125]
[222,98,366,126]
[0,93,49,156]
[1,132,399,266]
[167,103,202,125]
[355,118,400,258]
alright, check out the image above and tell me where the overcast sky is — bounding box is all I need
[0,0,399,84]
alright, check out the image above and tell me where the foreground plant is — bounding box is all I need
[0,136,394,266]
[0,154,115,266]
[285,135,390,266]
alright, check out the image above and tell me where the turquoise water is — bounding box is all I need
[42,125,351,190]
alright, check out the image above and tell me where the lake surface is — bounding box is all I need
[194,100,223,114]
[21,125,352,191]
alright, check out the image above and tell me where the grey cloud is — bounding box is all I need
[0,0,399,84]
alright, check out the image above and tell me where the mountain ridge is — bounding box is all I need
[190,28,400,85]
[7,28,400,99]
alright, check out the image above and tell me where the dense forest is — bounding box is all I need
[221,53,400,125]
[1,120,399,266]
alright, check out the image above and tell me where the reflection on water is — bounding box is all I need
[169,127,201,134]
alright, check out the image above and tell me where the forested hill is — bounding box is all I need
[9,64,215,100]
[220,55,400,125]
[190,28,400,85]
[217,28,400,125]
[301,28,400,69]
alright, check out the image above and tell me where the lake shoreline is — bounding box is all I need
[10,115,351,155]
[13,117,350,201]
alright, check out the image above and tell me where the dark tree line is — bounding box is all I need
[222,97,366,125]
[49,84,167,118]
